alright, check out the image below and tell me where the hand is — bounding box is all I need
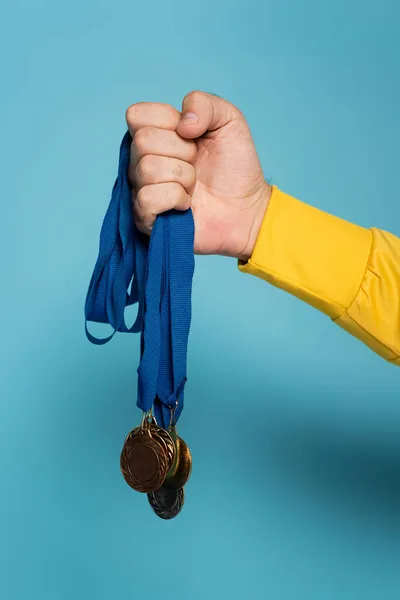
[126,91,271,261]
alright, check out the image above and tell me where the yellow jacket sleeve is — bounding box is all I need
[239,187,400,366]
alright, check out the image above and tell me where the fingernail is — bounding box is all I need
[181,112,198,123]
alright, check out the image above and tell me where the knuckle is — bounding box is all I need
[125,103,140,127]
[165,104,181,123]
[137,155,156,179]
[133,199,152,235]
[133,127,151,153]
[184,90,203,104]
[135,188,147,210]
[135,186,155,214]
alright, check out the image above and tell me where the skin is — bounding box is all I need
[126,90,272,262]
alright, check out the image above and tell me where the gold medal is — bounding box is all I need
[163,426,192,491]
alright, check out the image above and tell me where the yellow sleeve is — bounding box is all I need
[239,186,400,366]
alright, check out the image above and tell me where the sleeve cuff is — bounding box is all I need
[239,186,373,319]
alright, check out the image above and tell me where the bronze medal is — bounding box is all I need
[120,426,169,493]
[163,427,192,491]
[148,486,185,520]
[149,422,175,473]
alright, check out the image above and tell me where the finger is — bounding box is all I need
[130,127,197,170]
[176,90,241,139]
[133,182,191,235]
[125,102,181,134]
[133,155,196,193]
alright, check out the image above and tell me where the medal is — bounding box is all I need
[163,426,192,491]
[120,414,174,493]
[85,132,195,520]
[120,410,192,519]
[148,487,185,520]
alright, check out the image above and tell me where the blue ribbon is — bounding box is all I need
[85,131,195,428]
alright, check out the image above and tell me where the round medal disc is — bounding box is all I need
[120,431,168,493]
[148,486,185,520]
[163,434,192,491]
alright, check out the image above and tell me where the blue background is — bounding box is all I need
[1,1,399,598]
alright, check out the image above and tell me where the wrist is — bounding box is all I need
[238,182,272,262]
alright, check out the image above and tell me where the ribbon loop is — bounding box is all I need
[85,132,195,428]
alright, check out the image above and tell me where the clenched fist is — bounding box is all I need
[126,91,271,261]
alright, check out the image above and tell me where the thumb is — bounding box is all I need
[176,91,240,139]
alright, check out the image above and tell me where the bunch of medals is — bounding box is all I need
[120,408,191,519]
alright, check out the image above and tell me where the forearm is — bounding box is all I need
[239,187,400,365]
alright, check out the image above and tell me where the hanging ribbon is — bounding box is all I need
[85,131,195,428]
